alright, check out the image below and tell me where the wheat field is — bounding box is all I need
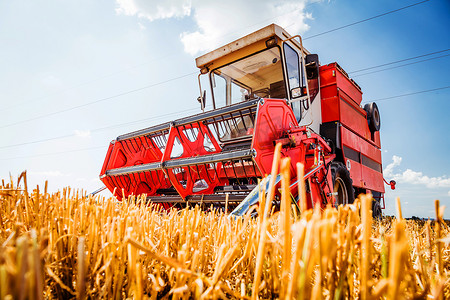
[0,160,449,299]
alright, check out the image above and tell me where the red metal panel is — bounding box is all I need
[348,159,363,188]
[340,126,362,188]
[341,126,360,153]
[373,131,381,148]
[338,93,367,136]
[361,165,385,193]
[320,80,382,150]
[359,138,382,164]
[319,63,383,149]
[319,68,338,100]
[340,125,384,192]
[251,99,299,175]
[335,72,362,105]
[321,96,340,123]
[319,63,362,105]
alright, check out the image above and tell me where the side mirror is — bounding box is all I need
[305,54,319,80]
[290,86,307,98]
[197,90,206,110]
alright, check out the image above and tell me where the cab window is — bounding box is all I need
[210,47,285,109]
[283,43,304,96]
[211,72,227,108]
[283,43,304,121]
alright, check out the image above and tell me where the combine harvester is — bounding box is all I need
[99,24,395,217]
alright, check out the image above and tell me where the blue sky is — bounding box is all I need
[0,0,449,218]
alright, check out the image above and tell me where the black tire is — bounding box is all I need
[372,200,382,220]
[364,102,381,132]
[331,162,355,207]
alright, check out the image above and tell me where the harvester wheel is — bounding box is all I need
[331,162,354,207]
[364,102,381,132]
[372,200,382,220]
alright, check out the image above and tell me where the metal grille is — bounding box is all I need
[101,99,261,199]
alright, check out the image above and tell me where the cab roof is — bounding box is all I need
[195,24,304,69]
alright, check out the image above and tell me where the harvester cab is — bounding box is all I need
[196,25,321,133]
[99,23,390,216]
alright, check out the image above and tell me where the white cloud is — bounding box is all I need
[384,155,450,189]
[116,0,315,55]
[383,155,402,178]
[398,169,450,189]
[182,0,313,55]
[115,0,192,21]
[74,129,91,138]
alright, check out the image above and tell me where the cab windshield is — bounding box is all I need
[210,47,286,108]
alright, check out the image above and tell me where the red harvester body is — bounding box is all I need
[99,24,392,216]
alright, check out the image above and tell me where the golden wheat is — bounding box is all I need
[0,162,448,299]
